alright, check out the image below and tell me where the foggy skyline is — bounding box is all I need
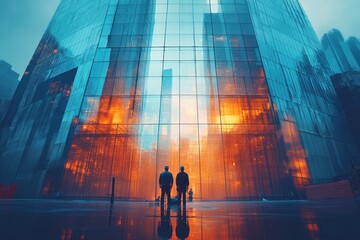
[0,0,359,75]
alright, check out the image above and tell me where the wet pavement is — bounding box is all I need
[0,199,359,240]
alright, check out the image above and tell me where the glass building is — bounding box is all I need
[0,60,19,121]
[321,29,360,74]
[347,37,360,69]
[0,0,358,200]
[330,72,360,153]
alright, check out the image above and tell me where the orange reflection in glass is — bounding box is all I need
[60,229,73,240]
[61,75,291,200]
[281,114,310,189]
[57,47,298,200]
[302,210,320,240]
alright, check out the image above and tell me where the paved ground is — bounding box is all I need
[0,199,359,239]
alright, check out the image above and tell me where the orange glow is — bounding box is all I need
[281,114,311,188]
[62,88,289,199]
[307,223,319,232]
[302,210,320,240]
[72,117,78,126]
[57,40,293,200]
[60,229,73,240]
[60,73,289,200]
[117,217,123,225]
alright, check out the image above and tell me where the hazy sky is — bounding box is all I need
[0,0,359,75]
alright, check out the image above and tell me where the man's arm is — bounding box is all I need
[186,174,189,189]
[170,174,174,188]
[159,173,162,188]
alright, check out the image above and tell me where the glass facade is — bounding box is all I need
[331,72,360,152]
[248,0,358,181]
[347,37,360,68]
[321,29,360,74]
[0,60,19,121]
[0,0,358,200]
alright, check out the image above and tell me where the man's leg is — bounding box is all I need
[161,188,165,205]
[182,192,186,204]
[166,188,171,204]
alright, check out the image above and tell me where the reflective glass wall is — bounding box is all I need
[247,0,359,181]
[1,0,357,200]
[53,0,293,200]
[0,0,112,197]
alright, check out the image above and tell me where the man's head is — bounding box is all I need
[180,165,185,171]
[164,165,169,171]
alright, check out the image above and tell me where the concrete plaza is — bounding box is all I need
[0,199,359,239]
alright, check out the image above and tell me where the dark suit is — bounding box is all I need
[176,171,189,204]
[159,170,173,205]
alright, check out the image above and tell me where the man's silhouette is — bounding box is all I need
[159,165,174,205]
[188,188,193,202]
[176,166,189,205]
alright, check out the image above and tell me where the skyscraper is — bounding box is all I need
[321,31,360,155]
[0,60,19,121]
[321,29,360,74]
[347,37,360,68]
[0,0,358,200]
[330,72,360,152]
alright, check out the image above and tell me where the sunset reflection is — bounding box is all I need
[46,0,311,200]
[281,114,311,189]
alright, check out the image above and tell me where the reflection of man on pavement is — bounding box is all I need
[176,206,190,239]
[176,166,189,205]
[158,205,172,239]
[159,165,174,205]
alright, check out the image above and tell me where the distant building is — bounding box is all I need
[321,30,360,155]
[331,72,360,153]
[347,37,360,68]
[0,60,19,120]
[321,29,360,74]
